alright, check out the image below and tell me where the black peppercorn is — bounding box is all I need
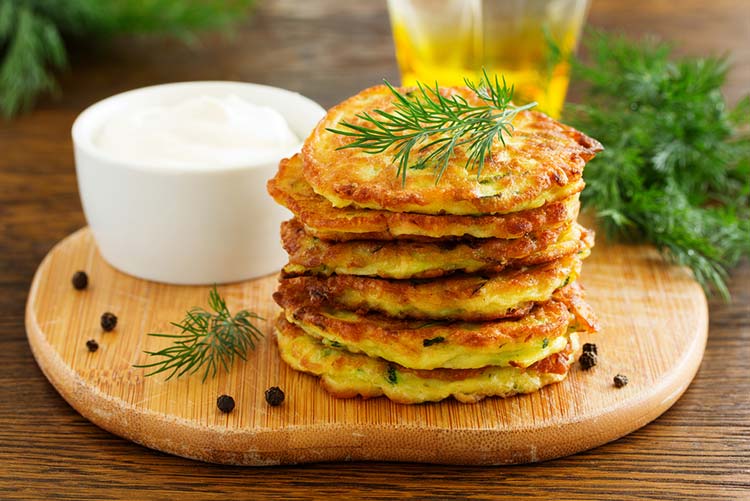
[72,271,88,290]
[582,342,597,355]
[579,351,598,370]
[86,339,99,352]
[613,374,629,388]
[216,394,235,413]
[265,386,285,406]
[100,312,117,332]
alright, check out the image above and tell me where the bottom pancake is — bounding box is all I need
[276,316,579,404]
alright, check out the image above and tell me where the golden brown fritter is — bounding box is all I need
[302,85,602,216]
[275,315,579,404]
[277,255,583,322]
[281,218,594,279]
[268,84,602,405]
[268,154,581,241]
[274,284,582,370]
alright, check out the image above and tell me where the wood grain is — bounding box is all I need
[2,0,749,498]
[25,226,707,465]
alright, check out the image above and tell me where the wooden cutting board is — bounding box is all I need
[25,227,707,466]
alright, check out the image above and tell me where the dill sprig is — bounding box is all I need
[566,31,750,298]
[327,69,536,185]
[134,286,264,382]
[0,0,255,118]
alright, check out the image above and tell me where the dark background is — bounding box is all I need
[1,1,748,499]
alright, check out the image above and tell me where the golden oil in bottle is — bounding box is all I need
[388,0,588,118]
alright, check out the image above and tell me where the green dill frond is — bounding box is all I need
[327,68,536,185]
[134,286,264,382]
[0,0,255,118]
[567,30,750,298]
[0,4,66,117]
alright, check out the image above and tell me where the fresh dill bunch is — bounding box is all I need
[327,69,537,185]
[566,31,750,298]
[0,0,255,117]
[134,286,264,382]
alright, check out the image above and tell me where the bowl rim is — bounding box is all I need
[71,80,326,174]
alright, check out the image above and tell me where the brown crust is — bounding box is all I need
[302,85,601,216]
[281,218,592,279]
[553,282,601,333]
[275,315,575,382]
[274,285,572,351]
[276,255,581,321]
[275,315,385,400]
[268,154,581,241]
[525,338,576,375]
[385,336,575,382]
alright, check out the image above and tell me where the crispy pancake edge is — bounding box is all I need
[282,219,594,279]
[276,255,583,321]
[553,281,601,333]
[274,288,576,370]
[276,316,579,404]
[268,154,581,241]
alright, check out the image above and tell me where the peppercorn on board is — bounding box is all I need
[25,226,707,465]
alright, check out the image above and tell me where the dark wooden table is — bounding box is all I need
[2,1,748,499]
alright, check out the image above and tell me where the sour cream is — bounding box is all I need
[94,94,300,168]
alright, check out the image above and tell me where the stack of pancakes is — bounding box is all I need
[268,86,602,404]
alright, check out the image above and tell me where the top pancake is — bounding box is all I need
[268,154,580,241]
[302,85,602,216]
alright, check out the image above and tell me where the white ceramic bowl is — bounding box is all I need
[72,81,325,284]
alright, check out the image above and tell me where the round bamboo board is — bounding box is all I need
[26,227,707,465]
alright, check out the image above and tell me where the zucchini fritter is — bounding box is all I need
[281,219,594,279]
[276,316,579,404]
[274,289,580,370]
[302,85,602,216]
[277,255,584,321]
[268,154,581,241]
